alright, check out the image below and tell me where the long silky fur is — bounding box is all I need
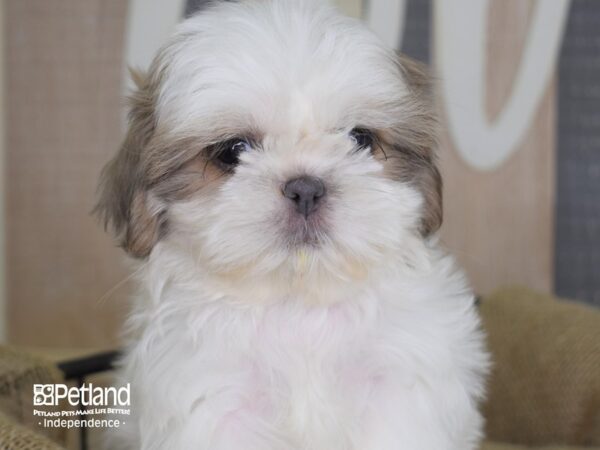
[97,1,489,449]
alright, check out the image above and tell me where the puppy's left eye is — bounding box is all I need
[349,128,374,149]
[214,138,252,169]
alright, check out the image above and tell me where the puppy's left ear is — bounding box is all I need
[394,53,442,236]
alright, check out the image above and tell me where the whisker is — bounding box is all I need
[96,262,148,306]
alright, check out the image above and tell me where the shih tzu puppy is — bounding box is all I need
[96,0,488,448]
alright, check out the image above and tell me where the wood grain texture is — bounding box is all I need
[485,0,535,121]
[439,0,556,295]
[6,0,131,347]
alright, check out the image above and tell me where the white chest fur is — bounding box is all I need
[114,250,488,450]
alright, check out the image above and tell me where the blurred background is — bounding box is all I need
[1,1,599,450]
[1,0,598,351]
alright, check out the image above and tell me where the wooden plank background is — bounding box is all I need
[4,0,558,347]
[6,0,130,347]
[439,0,555,295]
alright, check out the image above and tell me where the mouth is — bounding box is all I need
[284,212,329,247]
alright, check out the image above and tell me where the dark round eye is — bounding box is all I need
[215,138,252,169]
[349,128,374,149]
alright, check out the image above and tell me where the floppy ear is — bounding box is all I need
[395,54,443,236]
[94,70,166,258]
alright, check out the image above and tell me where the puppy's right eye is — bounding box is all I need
[214,138,252,170]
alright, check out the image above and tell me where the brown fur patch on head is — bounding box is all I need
[94,68,161,258]
[94,66,229,258]
[149,141,228,202]
[374,54,442,236]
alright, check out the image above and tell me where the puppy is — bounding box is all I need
[96,0,489,448]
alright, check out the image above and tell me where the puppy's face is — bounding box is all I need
[96,1,440,296]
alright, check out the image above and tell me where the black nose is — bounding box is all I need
[283,176,326,218]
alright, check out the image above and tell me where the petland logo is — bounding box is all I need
[33,383,130,407]
[33,383,130,429]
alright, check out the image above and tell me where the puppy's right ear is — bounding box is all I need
[394,54,442,237]
[94,70,165,259]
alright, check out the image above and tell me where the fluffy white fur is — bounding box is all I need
[107,1,489,449]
